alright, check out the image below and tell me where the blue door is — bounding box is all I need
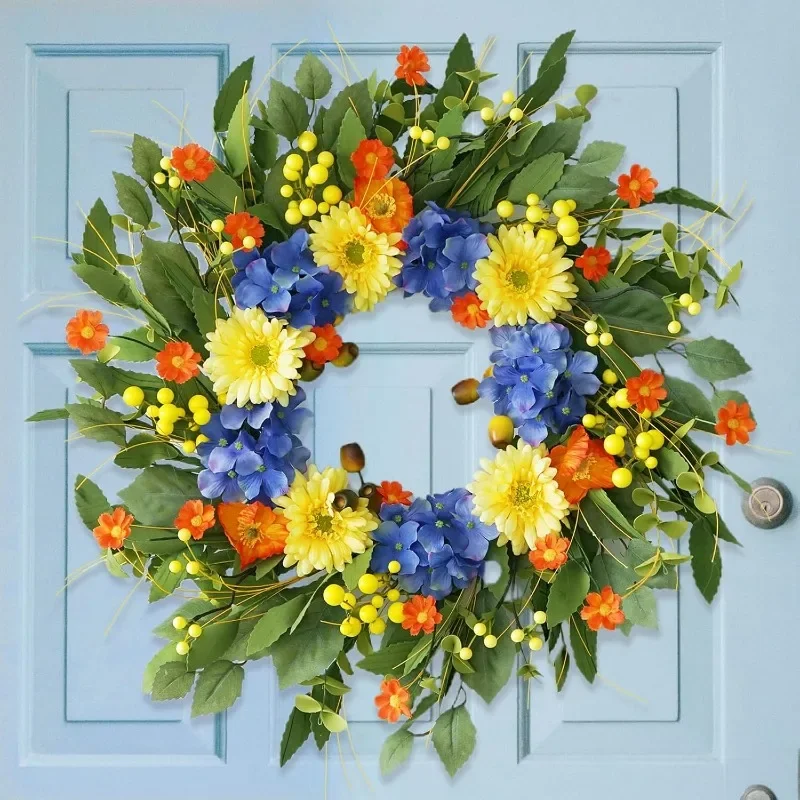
[2,3,798,798]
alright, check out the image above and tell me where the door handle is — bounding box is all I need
[741,785,777,800]
[742,478,792,529]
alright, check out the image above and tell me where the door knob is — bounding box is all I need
[742,478,792,529]
[741,785,777,800]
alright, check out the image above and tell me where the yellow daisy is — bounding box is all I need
[203,307,314,407]
[308,201,402,312]
[474,225,577,326]
[467,442,570,555]
[275,465,377,576]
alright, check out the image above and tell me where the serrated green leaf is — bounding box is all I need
[74,474,111,531]
[431,705,476,777]
[518,31,575,115]
[267,79,310,142]
[576,141,624,177]
[342,549,372,591]
[295,53,332,100]
[546,561,590,626]
[107,326,161,362]
[568,615,597,682]
[224,95,252,176]
[66,402,128,447]
[115,433,179,469]
[546,165,615,209]
[653,187,731,219]
[118,465,199,527]
[322,80,372,149]
[142,641,183,693]
[507,152,564,203]
[246,594,307,656]
[214,57,254,132]
[148,557,185,602]
[113,172,152,226]
[131,134,163,184]
[191,660,244,717]
[187,617,240,670]
[151,661,195,701]
[462,603,515,702]
[380,728,414,776]
[684,337,750,382]
[82,198,118,271]
[27,407,68,422]
[529,118,582,159]
[335,108,367,186]
[280,706,312,765]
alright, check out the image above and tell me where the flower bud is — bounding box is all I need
[340,442,366,473]
[333,489,359,511]
[299,360,325,382]
[359,482,381,514]
[332,342,359,368]
[488,415,515,449]
[451,378,480,406]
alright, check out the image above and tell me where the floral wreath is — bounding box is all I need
[33,31,757,777]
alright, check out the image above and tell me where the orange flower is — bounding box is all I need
[715,400,756,446]
[217,501,289,568]
[395,45,430,86]
[549,425,616,504]
[171,143,215,183]
[377,480,413,506]
[65,309,109,354]
[580,585,626,631]
[625,369,667,414]
[575,246,612,282]
[401,595,442,636]
[93,507,133,550]
[224,212,264,250]
[155,341,202,383]
[303,324,342,366]
[351,139,395,180]
[174,499,216,540]
[451,292,490,330]
[375,678,412,723]
[616,164,658,209]
[528,533,570,572]
[354,175,412,234]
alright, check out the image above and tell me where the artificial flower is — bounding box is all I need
[715,400,756,445]
[467,442,570,555]
[549,425,616,503]
[395,45,430,86]
[451,292,490,329]
[351,139,394,180]
[309,202,402,312]
[575,246,612,281]
[65,309,109,354]
[626,369,667,413]
[375,678,412,723]
[616,164,658,209]
[203,308,314,407]
[225,212,264,250]
[171,143,215,182]
[275,465,377,576]
[474,225,577,326]
[155,341,202,383]
[303,323,342,366]
[93,507,133,550]
[377,480,413,506]
[528,532,570,572]
[354,175,413,234]
[401,595,441,635]
[370,519,420,574]
[173,499,216,540]
[217,501,289,568]
[198,430,263,502]
[580,586,626,631]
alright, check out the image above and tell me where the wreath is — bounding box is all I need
[31,30,757,777]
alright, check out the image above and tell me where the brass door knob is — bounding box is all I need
[742,478,792,529]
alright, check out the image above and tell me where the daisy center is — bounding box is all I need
[80,325,96,339]
[628,179,641,191]
[728,419,740,429]
[110,525,123,539]
[508,268,531,291]
[313,512,334,534]
[416,611,429,624]
[368,192,396,219]
[599,603,611,616]
[191,515,204,527]
[389,695,401,709]
[184,158,196,171]
[544,548,556,562]
[313,337,329,351]
[237,227,250,241]
[171,355,185,368]
[250,343,276,368]
[468,303,479,315]
[639,386,651,397]
[344,240,366,266]
[512,481,538,507]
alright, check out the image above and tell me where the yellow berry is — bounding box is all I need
[193,408,211,426]
[526,193,540,206]
[594,415,606,426]
[157,388,174,404]
[585,334,599,347]
[480,106,494,122]
[473,622,487,637]
[668,320,682,335]
[369,618,386,635]
[153,172,166,185]
[634,445,650,460]
[488,414,515,448]
[282,167,300,181]
[298,131,318,152]
[556,215,579,237]
[219,241,234,256]
[371,595,385,608]
[181,439,196,454]
[285,153,304,171]
[168,176,181,189]
[176,641,190,656]
[645,456,658,469]
[185,561,200,576]
[187,395,208,413]
[459,646,473,661]
[509,107,524,122]
[528,636,544,651]
[168,559,183,574]
[436,136,451,150]
[648,430,665,450]
[496,200,514,219]
[563,234,581,246]
[388,602,405,624]
[210,218,225,233]
[339,618,360,638]
[602,369,618,385]
[280,184,294,198]
[159,156,172,171]
[323,584,346,606]
[173,615,188,630]
[195,434,209,445]
[533,610,547,625]
[358,573,379,595]
[284,207,303,225]
[567,199,577,211]
[538,228,558,246]
[387,589,400,602]
[687,301,702,316]
[156,420,174,436]
[511,629,525,643]
[242,235,256,250]
[288,200,298,208]
[607,397,619,408]
[317,151,335,167]
[584,320,598,334]
[615,426,627,437]
[159,403,180,423]
[322,185,342,205]
[298,198,317,217]
[188,623,202,639]
[615,388,632,409]
[525,205,544,223]
[145,404,160,419]
[483,634,498,648]
[636,432,653,449]
[387,560,401,574]
[603,434,625,456]
[359,605,378,624]
[420,129,435,145]
[307,164,328,184]
[582,414,597,429]
[178,528,192,542]
[408,125,423,140]
[317,201,330,214]
[599,332,614,347]
[340,592,357,610]
[501,90,515,104]
[552,199,571,218]
[679,292,693,308]
[612,467,633,488]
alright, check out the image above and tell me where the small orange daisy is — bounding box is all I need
[528,533,570,572]
[351,139,395,180]
[303,324,342,366]
[155,341,202,384]
[575,246,612,282]
[224,212,264,250]
[625,369,667,414]
[616,164,658,209]
[217,502,289,568]
[173,499,216,540]
[377,480,413,506]
[715,400,756,446]
[395,45,430,86]
[171,143,215,183]
[375,678,412,723]
[354,175,412,234]
[93,507,133,550]
[401,595,442,636]
[65,309,109,354]
[580,586,626,632]
[451,292,490,330]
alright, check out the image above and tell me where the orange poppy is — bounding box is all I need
[93,507,133,550]
[224,212,264,250]
[580,586,626,631]
[550,425,616,504]
[616,164,658,209]
[625,369,667,414]
[528,533,570,572]
[401,595,442,636]
[353,175,413,234]
[715,400,756,446]
[171,143,215,183]
[575,246,612,282]
[395,45,430,86]
[451,292,490,330]
[65,309,109,354]
[217,501,289,568]
[375,677,412,723]
[303,324,342,366]
[351,139,395,180]
[155,341,202,383]
[377,480,413,506]
[174,499,216,540]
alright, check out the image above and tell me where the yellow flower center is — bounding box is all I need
[544,548,556,562]
[250,343,276,368]
[110,525,123,539]
[344,239,366,265]
[599,603,611,616]
[508,268,531,291]
[468,303,479,315]
[628,179,641,192]
[184,157,196,171]
[191,514,204,527]
[639,386,651,397]
[313,337,329,352]
[80,325,95,339]
[313,512,334,535]
[367,192,396,219]
[728,419,740,430]
[416,611,429,624]
[513,481,537,507]
[237,227,249,241]
[389,695,401,708]
[171,355,185,368]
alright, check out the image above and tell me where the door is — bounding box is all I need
[1,2,798,798]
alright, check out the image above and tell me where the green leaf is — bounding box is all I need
[139,244,195,331]
[142,238,202,309]
[118,465,199,527]
[113,172,152,226]
[246,594,307,656]
[66,402,128,447]
[568,615,597,682]
[335,108,367,186]
[446,34,476,77]
[191,660,244,717]
[267,79,310,142]
[294,694,323,713]
[653,187,731,219]
[342,550,372,591]
[546,560,590,626]
[152,599,216,641]
[546,165,615,209]
[295,53,332,100]
[105,326,160,362]
[224,95,252,176]
[574,84,597,106]
[214,57,254,132]
[279,707,312,765]
[147,557,185,602]
[151,661,194,701]
[430,107,463,173]
[576,141,625,177]
[357,640,418,676]
[27,407,68,422]
[131,134,163,184]
[622,584,658,628]
[142,642,183,693]
[115,433,179,469]
[82,198,118,270]
[685,337,750,382]
[529,118,583,159]
[431,705,476,777]
[486,541,510,601]
[659,520,690,539]
[463,604,515,702]
[322,80,373,149]
[657,447,691,480]
[380,728,414,776]
[188,168,247,214]
[320,709,347,733]
[690,518,722,602]
[584,489,643,539]
[507,152,564,204]
[187,617,240,670]
[665,377,716,427]
[74,474,111,531]
[518,31,575,115]
[554,646,570,690]
[192,287,223,339]
[252,126,279,171]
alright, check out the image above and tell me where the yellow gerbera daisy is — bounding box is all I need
[467,442,570,555]
[308,201,402,312]
[474,225,577,326]
[275,465,377,576]
[204,307,314,407]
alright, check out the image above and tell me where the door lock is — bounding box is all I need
[741,785,777,800]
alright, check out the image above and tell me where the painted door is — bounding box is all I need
[2,2,798,798]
